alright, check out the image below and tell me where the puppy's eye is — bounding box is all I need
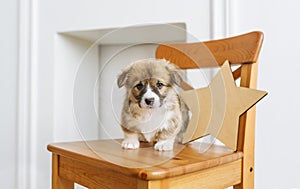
[156,82,164,89]
[135,83,143,90]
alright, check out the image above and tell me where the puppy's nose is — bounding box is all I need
[145,98,154,105]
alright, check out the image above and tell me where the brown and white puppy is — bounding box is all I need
[117,59,189,151]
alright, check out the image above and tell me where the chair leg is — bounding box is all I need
[52,154,74,189]
[233,168,254,189]
[137,179,166,189]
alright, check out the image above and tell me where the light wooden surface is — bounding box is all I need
[139,159,242,189]
[162,159,242,189]
[48,140,243,188]
[234,63,259,189]
[52,154,74,189]
[181,61,267,151]
[156,31,263,69]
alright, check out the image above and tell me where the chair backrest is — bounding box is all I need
[155,31,264,153]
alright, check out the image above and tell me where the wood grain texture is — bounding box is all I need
[234,63,259,189]
[232,66,242,81]
[139,159,242,189]
[164,159,242,189]
[52,154,74,189]
[156,31,263,69]
[48,140,243,182]
[59,155,137,189]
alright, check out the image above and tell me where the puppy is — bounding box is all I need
[117,58,189,151]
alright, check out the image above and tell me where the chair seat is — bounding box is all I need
[48,32,263,188]
[47,139,243,181]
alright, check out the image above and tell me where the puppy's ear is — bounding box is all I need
[117,68,130,88]
[170,70,183,86]
[166,63,183,86]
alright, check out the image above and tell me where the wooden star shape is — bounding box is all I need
[181,61,267,151]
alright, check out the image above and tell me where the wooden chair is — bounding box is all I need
[48,31,263,189]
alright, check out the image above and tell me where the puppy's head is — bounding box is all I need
[117,59,183,109]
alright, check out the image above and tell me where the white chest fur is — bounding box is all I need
[126,105,177,141]
[134,107,167,133]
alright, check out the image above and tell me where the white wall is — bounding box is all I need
[2,0,300,189]
[234,1,300,188]
[0,0,18,188]
[34,1,212,189]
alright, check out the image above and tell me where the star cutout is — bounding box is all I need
[181,61,267,151]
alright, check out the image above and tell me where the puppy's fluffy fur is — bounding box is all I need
[117,59,189,151]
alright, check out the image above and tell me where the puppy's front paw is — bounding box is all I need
[154,140,174,151]
[122,138,140,149]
